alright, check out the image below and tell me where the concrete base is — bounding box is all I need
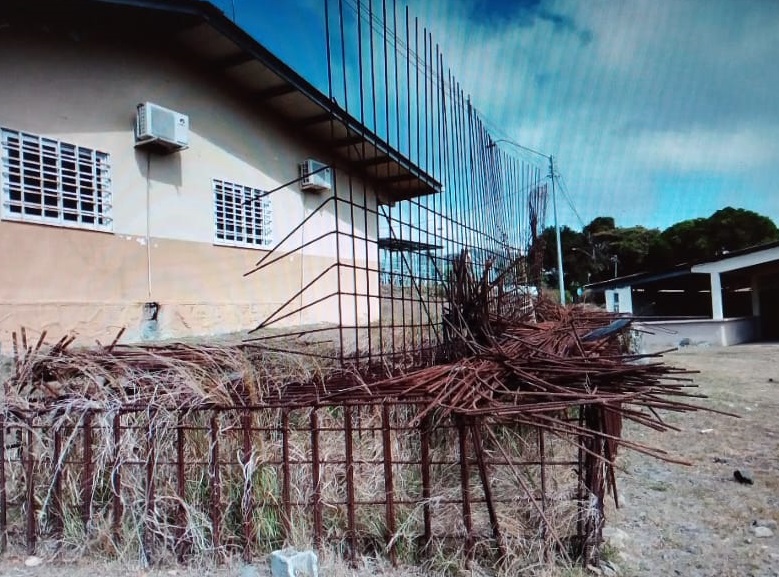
[634,316,759,350]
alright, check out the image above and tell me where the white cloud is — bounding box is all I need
[401,0,779,228]
[631,126,779,173]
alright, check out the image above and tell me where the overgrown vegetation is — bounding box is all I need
[539,206,779,292]
[0,334,585,575]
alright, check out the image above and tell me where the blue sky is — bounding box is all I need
[212,0,779,232]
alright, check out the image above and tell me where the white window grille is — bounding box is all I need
[0,128,112,231]
[213,179,273,248]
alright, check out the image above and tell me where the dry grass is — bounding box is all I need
[0,335,584,576]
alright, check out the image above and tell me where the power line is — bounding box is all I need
[556,172,586,230]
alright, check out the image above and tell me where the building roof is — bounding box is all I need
[0,0,440,203]
[585,240,779,291]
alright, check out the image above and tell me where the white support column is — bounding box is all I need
[751,274,761,316]
[710,272,724,320]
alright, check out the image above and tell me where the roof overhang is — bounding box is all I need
[584,266,693,291]
[691,245,779,274]
[0,0,441,203]
[586,241,779,291]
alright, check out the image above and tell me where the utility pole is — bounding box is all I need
[549,155,565,305]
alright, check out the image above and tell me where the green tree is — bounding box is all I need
[609,226,663,277]
[659,207,779,264]
[540,207,779,290]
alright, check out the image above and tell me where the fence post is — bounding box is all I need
[0,415,6,554]
[82,411,94,536]
[381,404,397,565]
[209,414,222,557]
[310,409,322,550]
[25,421,36,555]
[344,405,357,565]
[281,409,291,541]
[419,413,432,556]
[241,412,254,562]
[111,413,123,544]
[456,417,473,562]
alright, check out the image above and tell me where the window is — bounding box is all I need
[213,179,273,248]
[1,128,112,231]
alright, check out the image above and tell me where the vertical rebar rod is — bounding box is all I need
[457,417,473,561]
[310,410,323,549]
[381,405,396,564]
[418,27,428,351]
[576,406,585,557]
[419,413,431,555]
[52,428,63,540]
[209,414,222,555]
[471,423,505,560]
[377,0,390,360]
[25,424,35,555]
[368,0,377,133]
[335,0,348,365]
[344,405,357,564]
[111,413,122,543]
[364,0,379,362]
[82,411,93,535]
[176,413,186,561]
[281,410,292,540]
[539,427,548,558]
[324,0,334,99]
[144,414,156,563]
[0,416,7,553]
[241,412,254,562]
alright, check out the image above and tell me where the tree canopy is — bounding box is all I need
[537,207,779,294]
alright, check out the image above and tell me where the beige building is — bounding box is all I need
[0,0,436,351]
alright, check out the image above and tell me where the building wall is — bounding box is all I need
[0,29,379,349]
[604,287,633,314]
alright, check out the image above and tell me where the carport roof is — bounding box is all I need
[585,240,779,291]
[0,0,441,203]
[585,266,692,291]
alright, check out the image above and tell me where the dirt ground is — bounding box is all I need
[0,344,776,577]
[607,344,779,577]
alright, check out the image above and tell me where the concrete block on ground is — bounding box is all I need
[269,549,319,577]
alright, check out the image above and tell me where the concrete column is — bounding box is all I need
[710,272,724,320]
[751,274,761,316]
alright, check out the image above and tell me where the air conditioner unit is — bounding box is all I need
[135,102,189,153]
[299,159,332,192]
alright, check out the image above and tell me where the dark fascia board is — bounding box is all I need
[584,266,692,291]
[93,0,441,193]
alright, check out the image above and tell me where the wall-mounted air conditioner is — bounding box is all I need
[299,159,332,192]
[135,102,189,153]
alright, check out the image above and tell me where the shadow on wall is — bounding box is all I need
[134,146,183,188]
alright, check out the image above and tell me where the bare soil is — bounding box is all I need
[607,344,779,577]
[0,344,776,576]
